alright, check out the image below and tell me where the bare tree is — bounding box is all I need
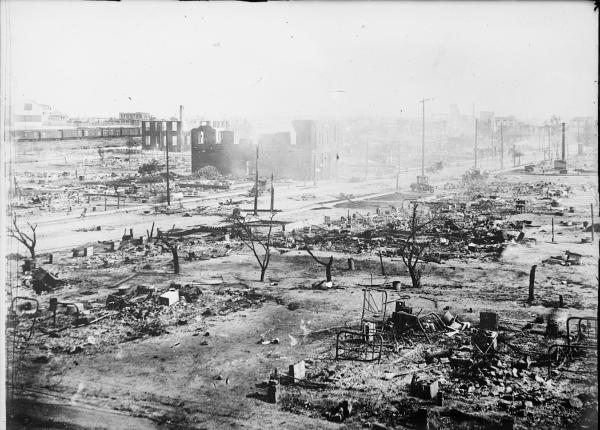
[234,214,275,282]
[304,244,333,283]
[159,224,180,274]
[399,204,433,288]
[8,215,38,260]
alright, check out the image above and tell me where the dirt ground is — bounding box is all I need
[4,141,599,429]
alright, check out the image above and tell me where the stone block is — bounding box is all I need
[288,361,306,380]
[159,289,179,306]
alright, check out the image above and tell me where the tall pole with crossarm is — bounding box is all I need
[419,98,432,177]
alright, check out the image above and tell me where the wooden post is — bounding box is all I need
[104,190,107,211]
[559,295,564,308]
[528,265,537,303]
[551,217,555,242]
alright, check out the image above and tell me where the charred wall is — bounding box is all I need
[190,120,341,180]
[191,125,253,176]
[141,120,183,152]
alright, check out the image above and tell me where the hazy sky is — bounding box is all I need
[5,1,598,120]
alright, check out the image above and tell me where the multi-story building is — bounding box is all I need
[141,120,183,152]
[119,112,152,126]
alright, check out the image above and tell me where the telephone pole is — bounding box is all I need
[365,140,369,180]
[165,122,171,206]
[500,122,504,169]
[474,118,478,169]
[419,98,432,176]
[254,145,259,216]
[491,125,495,160]
[270,173,275,212]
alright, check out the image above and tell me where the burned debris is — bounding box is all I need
[3,6,597,428]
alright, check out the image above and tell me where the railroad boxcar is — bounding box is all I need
[101,128,119,137]
[120,127,140,136]
[83,128,102,138]
[20,130,41,140]
[61,129,80,139]
[39,130,62,140]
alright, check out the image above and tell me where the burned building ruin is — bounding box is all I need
[191,120,341,180]
[141,120,184,152]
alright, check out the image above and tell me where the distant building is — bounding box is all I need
[494,116,517,130]
[119,112,152,126]
[570,116,596,145]
[11,100,68,129]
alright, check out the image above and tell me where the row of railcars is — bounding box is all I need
[10,127,141,141]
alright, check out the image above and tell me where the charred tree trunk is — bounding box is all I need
[305,246,334,283]
[378,251,386,276]
[408,265,421,289]
[325,257,333,282]
[172,246,180,274]
[348,258,355,271]
[528,264,537,302]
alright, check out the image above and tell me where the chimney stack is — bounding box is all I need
[179,105,183,123]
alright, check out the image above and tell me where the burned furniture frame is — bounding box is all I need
[335,330,383,363]
[360,288,388,340]
[547,317,597,376]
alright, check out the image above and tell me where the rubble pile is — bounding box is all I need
[278,301,597,429]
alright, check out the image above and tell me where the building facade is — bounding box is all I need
[11,100,68,129]
[141,120,183,152]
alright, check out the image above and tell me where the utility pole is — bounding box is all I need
[500,122,504,169]
[254,145,259,216]
[474,118,478,169]
[365,140,369,180]
[165,122,171,206]
[491,125,494,160]
[313,150,317,186]
[419,98,432,177]
[270,173,275,212]
[513,142,516,167]
[547,125,552,161]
